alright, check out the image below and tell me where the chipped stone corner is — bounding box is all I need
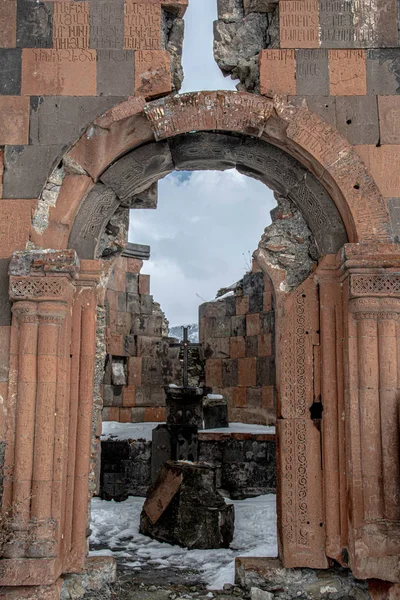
[214,0,279,92]
[162,8,185,92]
[31,164,66,235]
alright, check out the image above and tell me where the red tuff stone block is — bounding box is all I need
[145,407,166,422]
[53,2,89,50]
[0,0,16,47]
[230,337,246,359]
[102,407,120,421]
[260,49,296,95]
[119,407,132,423]
[236,296,249,316]
[233,387,247,408]
[262,385,274,409]
[0,97,30,145]
[0,200,36,258]
[123,386,135,407]
[0,150,3,198]
[279,0,319,49]
[127,258,143,273]
[259,333,272,356]
[106,290,118,312]
[369,581,400,600]
[0,381,8,439]
[329,50,367,96]
[263,291,272,312]
[139,274,150,295]
[21,48,97,96]
[206,359,222,388]
[134,50,172,98]
[378,97,400,145]
[355,145,400,198]
[246,314,261,337]
[106,330,124,356]
[128,357,142,385]
[124,3,162,50]
[113,267,126,293]
[238,357,257,387]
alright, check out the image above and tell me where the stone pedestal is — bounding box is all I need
[164,385,205,427]
[203,394,229,429]
[151,423,198,482]
[140,461,235,549]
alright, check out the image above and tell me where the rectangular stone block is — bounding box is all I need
[222,359,238,387]
[336,96,379,145]
[231,315,246,337]
[90,0,124,49]
[0,0,17,47]
[206,358,222,388]
[142,357,164,385]
[120,407,132,422]
[280,0,319,49]
[21,48,97,96]
[0,199,36,258]
[259,333,272,356]
[204,337,230,359]
[388,198,400,241]
[329,49,367,96]
[17,0,53,48]
[0,151,3,198]
[124,333,136,355]
[236,295,249,315]
[0,48,21,94]
[127,292,140,314]
[127,257,143,273]
[367,49,400,96]
[202,316,231,338]
[113,386,123,407]
[103,384,114,406]
[140,294,153,315]
[123,385,135,407]
[262,385,275,409]
[233,387,246,408]
[260,49,296,96]
[199,300,227,318]
[139,274,150,294]
[102,407,120,421]
[355,145,400,198]
[246,313,260,337]
[134,50,172,97]
[378,96,400,144]
[117,291,127,312]
[246,335,258,358]
[0,326,10,382]
[289,95,337,127]
[0,96,29,145]
[124,2,161,50]
[53,1,89,50]
[246,387,262,408]
[131,407,146,422]
[256,356,275,386]
[97,49,134,95]
[230,336,246,359]
[0,259,11,325]
[238,357,257,387]
[131,315,163,336]
[3,144,64,199]
[296,49,329,96]
[126,272,139,293]
[145,407,166,422]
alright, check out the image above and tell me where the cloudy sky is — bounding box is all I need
[128,0,276,326]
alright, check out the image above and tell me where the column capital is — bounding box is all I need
[349,297,400,319]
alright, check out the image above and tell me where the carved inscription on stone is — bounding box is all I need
[124,3,161,50]
[296,49,329,95]
[53,2,89,50]
[280,0,319,49]
[90,0,124,49]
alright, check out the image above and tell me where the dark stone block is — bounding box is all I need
[222,359,238,387]
[103,384,114,407]
[165,386,204,427]
[246,387,262,408]
[245,336,258,358]
[140,461,235,549]
[256,356,275,386]
[126,273,139,294]
[231,315,246,337]
[0,49,22,95]
[225,295,236,317]
[243,271,264,314]
[203,397,229,430]
[221,460,276,500]
[117,292,127,312]
[140,294,153,315]
[132,315,163,337]
[112,386,123,407]
[89,0,124,49]
[127,293,140,314]
[100,142,174,207]
[367,49,400,95]
[296,49,329,96]
[16,0,53,48]
[169,131,241,171]
[97,49,134,95]
[335,96,379,145]
[124,334,136,355]
[142,357,164,385]
[0,260,11,326]
[289,95,337,128]
[4,144,65,199]
[260,311,274,334]
[151,424,198,482]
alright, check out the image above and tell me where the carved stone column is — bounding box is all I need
[342,244,400,583]
[1,250,78,585]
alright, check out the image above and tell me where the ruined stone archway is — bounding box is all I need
[3,91,399,595]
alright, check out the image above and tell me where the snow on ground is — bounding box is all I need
[90,494,277,589]
[101,422,276,441]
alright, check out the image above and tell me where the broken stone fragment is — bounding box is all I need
[111,359,126,386]
[217,0,244,21]
[140,461,235,549]
[243,0,278,14]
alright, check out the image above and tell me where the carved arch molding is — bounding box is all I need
[69,131,349,259]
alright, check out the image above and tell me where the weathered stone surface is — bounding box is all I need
[90,0,124,50]
[296,49,329,96]
[280,0,319,49]
[134,49,172,97]
[97,50,134,96]
[0,0,16,48]
[0,48,21,95]
[100,141,173,205]
[367,49,400,95]
[203,395,229,429]
[140,461,235,549]
[336,96,379,145]
[217,0,244,21]
[0,96,29,145]
[165,16,184,91]
[329,49,367,96]
[213,13,267,74]
[69,183,120,259]
[260,49,296,95]
[16,0,53,48]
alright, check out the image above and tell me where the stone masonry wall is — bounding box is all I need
[200,259,276,425]
[102,252,181,423]
[213,0,400,244]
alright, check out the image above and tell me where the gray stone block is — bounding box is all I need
[89,0,124,49]
[319,0,355,49]
[256,356,275,386]
[126,273,139,294]
[0,260,11,326]
[296,49,329,96]
[217,0,244,21]
[68,183,119,259]
[16,0,53,48]
[100,142,174,205]
[246,387,262,408]
[222,359,238,387]
[127,293,140,314]
[140,294,153,315]
[97,50,134,96]
[335,96,379,145]
[245,336,258,358]
[231,315,246,337]
[3,144,65,199]
[367,49,400,95]
[117,292,127,312]
[0,49,22,95]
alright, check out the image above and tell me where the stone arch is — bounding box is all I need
[31,91,392,253]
